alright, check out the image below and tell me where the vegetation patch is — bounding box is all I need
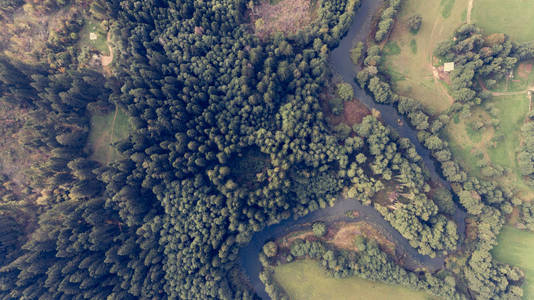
[409,39,417,54]
[86,106,130,165]
[273,259,436,300]
[446,93,534,201]
[440,0,455,18]
[229,146,270,187]
[351,41,365,65]
[383,41,401,56]
[492,226,534,299]
[77,18,110,56]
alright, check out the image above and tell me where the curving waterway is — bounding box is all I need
[238,1,466,299]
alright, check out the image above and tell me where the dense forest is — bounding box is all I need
[0,0,532,299]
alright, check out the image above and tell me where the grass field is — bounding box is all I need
[273,260,437,300]
[383,0,468,114]
[472,0,534,43]
[492,226,534,299]
[86,107,130,164]
[487,95,529,168]
[78,19,110,56]
[446,93,533,201]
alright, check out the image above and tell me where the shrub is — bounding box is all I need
[407,15,422,34]
[312,222,327,237]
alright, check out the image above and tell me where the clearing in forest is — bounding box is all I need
[86,106,130,165]
[493,226,534,299]
[383,0,469,114]
[472,0,534,43]
[446,93,534,202]
[250,0,317,38]
[273,259,437,300]
[78,19,110,56]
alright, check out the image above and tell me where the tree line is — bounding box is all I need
[357,23,527,299]
[259,237,464,300]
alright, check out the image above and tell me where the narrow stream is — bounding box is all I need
[238,1,466,299]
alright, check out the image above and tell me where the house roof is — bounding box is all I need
[444,62,455,72]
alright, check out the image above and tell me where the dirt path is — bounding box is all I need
[107,105,119,163]
[467,0,474,24]
[427,15,456,107]
[490,90,528,96]
[101,32,113,67]
[432,66,456,105]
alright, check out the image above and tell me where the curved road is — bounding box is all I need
[238,1,466,299]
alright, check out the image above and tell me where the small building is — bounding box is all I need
[444,62,455,72]
[89,32,98,40]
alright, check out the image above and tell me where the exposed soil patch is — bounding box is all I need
[320,92,370,128]
[0,103,47,199]
[250,0,315,38]
[518,62,533,79]
[467,0,474,24]
[277,221,396,257]
[1,5,80,64]
[343,100,371,125]
[331,221,396,255]
[101,32,114,67]
[434,65,451,85]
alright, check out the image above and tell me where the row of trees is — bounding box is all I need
[357,24,526,298]
[343,115,459,256]
[518,111,534,179]
[260,238,464,300]
[374,0,402,42]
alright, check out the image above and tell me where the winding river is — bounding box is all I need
[239,1,466,299]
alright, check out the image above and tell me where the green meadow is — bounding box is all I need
[274,259,437,300]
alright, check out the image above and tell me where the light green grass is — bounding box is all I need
[487,94,529,168]
[446,93,534,201]
[492,226,534,299]
[472,0,534,43]
[78,19,109,55]
[384,41,401,56]
[87,107,130,164]
[409,39,417,54]
[440,0,455,18]
[273,259,437,300]
[384,0,469,115]
[465,123,482,143]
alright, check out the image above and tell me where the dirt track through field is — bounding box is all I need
[107,105,119,163]
[101,32,113,67]
[467,0,474,23]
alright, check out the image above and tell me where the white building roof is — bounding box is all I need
[444,62,455,72]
